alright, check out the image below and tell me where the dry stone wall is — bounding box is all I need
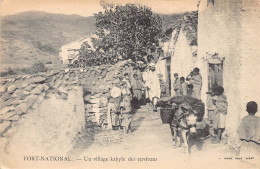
[0,60,133,155]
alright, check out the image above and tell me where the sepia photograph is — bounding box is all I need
[0,0,259,169]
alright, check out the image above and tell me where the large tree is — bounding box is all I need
[80,3,163,65]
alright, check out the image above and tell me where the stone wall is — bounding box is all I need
[0,60,133,157]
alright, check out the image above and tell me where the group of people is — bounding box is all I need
[106,67,145,133]
[173,67,202,99]
[106,63,260,156]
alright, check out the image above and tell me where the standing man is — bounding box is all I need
[131,73,143,108]
[187,67,202,99]
[173,73,181,96]
[146,63,161,111]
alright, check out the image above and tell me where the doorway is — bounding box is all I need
[166,65,171,96]
[208,62,223,90]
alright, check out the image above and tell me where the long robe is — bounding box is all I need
[189,73,202,99]
[212,95,228,129]
[173,78,181,96]
[146,70,161,101]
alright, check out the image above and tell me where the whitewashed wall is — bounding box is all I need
[198,0,260,139]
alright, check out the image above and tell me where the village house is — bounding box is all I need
[59,36,94,64]
[197,0,260,141]
[159,12,198,96]
[157,0,260,144]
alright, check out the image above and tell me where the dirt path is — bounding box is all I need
[67,104,259,169]
[72,105,243,160]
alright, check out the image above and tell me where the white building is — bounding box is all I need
[59,36,94,64]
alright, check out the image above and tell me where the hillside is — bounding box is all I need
[0,11,187,71]
[0,11,96,70]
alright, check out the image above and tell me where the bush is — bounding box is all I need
[20,62,47,74]
[30,62,47,73]
[0,68,17,77]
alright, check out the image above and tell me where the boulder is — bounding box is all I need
[7,84,17,93]
[84,94,91,102]
[21,82,29,88]
[92,103,100,108]
[31,84,45,95]
[100,97,108,107]
[26,76,46,84]
[99,107,107,114]
[24,94,38,108]
[3,99,22,107]
[14,103,29,115]
[0,106,15,115]
[8,114,20,121]
[0,111,16,120]
[11,89,28,99]
[25,84,37,91]
[53,80,62,89]
[89,98,100,104]
[0,85,7,94]
[0,121,11,135]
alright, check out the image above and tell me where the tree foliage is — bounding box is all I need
[77,3,163,67]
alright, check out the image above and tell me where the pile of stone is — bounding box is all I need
[82,60,133,126]
[84,93,108,125]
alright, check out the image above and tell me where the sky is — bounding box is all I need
[0,0,198,16]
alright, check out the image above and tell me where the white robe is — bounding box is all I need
[146,70,161,100]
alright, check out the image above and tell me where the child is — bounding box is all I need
[119,95,133,133]
[180,77,187,96]
[237,101,260,156]
[211,86,228,144]
[173,73,180,96]
[186,84,196,98]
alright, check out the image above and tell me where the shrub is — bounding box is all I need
[0,68,17,77]
[29,62,47,73]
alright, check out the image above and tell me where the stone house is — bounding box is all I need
[158,0,260,142]
[159,12,198,96]
[197,0,260,139]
